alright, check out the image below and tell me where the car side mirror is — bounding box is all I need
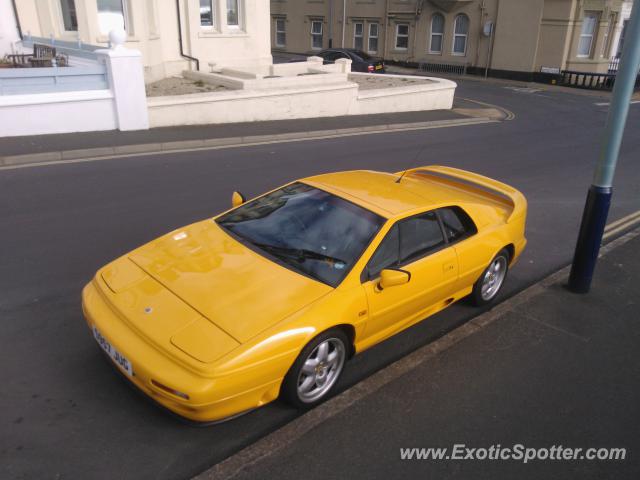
[378,269,411,290]
[232,191,246,208]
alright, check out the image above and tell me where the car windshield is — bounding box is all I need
[216,183,385,286]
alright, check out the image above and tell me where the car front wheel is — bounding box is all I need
[281,329,348,409]
[471,248,510,306]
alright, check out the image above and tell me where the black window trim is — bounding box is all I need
[360,205,477,283]
[436,205,478,245]
[361,209,448,283]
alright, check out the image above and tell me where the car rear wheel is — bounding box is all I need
[471,248,509,306]
[281,329,348,409]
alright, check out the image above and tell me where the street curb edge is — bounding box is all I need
[0,117,495,169]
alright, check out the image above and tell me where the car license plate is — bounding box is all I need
[375,65,383,70]
[93,326,133,376]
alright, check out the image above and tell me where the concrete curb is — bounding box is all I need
[192,227,640,480]
[0,117,495,169]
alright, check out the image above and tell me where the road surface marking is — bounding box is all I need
[504,86,543,94]
[594,100,640,106]
[603,209,640,240]
[457,97,515,120]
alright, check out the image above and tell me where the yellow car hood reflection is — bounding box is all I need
[127,219,333,343]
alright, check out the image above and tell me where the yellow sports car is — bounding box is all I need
[82,166,527,423]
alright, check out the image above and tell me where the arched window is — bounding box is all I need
[452,14,469,55]
[429,14,445,53]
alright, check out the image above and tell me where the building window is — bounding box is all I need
[577,12,598,57]
[368,23,379,53]
[429,13,444,53]
[311,20,323,50]
[60,0,78,32]
[452,14,469,55]
[354,22,364,50]
[395,23,409,50]
[601,13,616,57]
[227,0,239,27]
[275,18,286,47]
[97,0,133,35]
[200,0,214,27]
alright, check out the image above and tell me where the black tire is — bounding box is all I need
[280,329,349,409]
[471,248,510,307]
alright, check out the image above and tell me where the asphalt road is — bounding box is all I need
[2,79,639,480]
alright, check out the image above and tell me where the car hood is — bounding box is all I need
[127,219,333,343]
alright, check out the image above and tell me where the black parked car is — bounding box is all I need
[315,49,385,73]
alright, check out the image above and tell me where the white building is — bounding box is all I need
[611,0,634,59]
[12,0,273,82]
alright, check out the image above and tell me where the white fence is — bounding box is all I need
[0,65,108,95]
[0,33,148,137]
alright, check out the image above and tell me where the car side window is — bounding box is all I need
[365,224,399,279]
[322,52,339,63]
[439,206,477,243]
[399,211,445,265]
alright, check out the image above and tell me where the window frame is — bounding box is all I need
[395,23,409,50]
[397,211,447,266]
[59,0,79,33]
[226,0,241,29]
[311,20,324,50]
[361,206,477,282]
[452,14,469,56]
[429,13,445,54]
[438,206,478,244]
[577,12,599,58]
[353,21,364,50]
[275,17,286,47]
[199,0,215,29]
[601,13,616,58]
[368,22,379,54]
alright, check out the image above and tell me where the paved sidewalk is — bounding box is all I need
[0,102,505,168]
[203,231,640,480]
[0,108,473,158]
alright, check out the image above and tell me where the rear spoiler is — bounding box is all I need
[401,165,527,223]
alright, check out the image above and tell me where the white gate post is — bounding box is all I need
[96,30,149,131]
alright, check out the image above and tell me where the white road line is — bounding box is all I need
[503,86,543,94]
[594,100,640,106]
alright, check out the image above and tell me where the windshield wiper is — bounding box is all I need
[252,242,346,265]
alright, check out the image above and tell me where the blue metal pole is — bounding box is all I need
[568,0,640,293]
